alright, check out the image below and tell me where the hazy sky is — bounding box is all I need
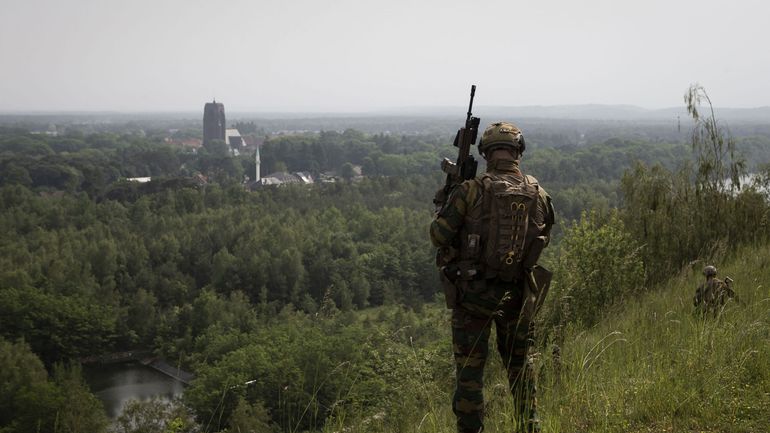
[1,0,768,112]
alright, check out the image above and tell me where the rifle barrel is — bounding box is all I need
[467,85,476,122]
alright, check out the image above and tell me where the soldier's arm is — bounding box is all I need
[536,186,555,245]
[693,285,702,306]
[430,182,473,248]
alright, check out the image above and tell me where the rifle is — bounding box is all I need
[433,85,481,211]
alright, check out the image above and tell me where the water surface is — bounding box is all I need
[84,362,185,418]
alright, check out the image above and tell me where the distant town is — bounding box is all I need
[123,100,363,189]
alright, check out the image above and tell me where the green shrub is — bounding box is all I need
[543,211,644,330]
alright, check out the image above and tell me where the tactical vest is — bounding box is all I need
[460,171,544,281]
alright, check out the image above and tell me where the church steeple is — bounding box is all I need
[203,100,226,145]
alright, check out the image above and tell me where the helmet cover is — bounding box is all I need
[479,121,525,157]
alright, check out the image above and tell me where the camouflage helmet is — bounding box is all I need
[478,121,525,158]
[703,265,717,277]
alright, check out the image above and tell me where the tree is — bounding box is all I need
[619,85,765,282]
[0,341,109,433]
[340,162,356,181]
[0,338,48,428]
[114,398,198,433]
[684,83,746,196]
[273,161,288,173]
[204,139,230,157]
[51,363,111,433]
[227,398,279,433]
[684,83,747,243]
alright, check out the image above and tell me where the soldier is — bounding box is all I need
[693,265,735,316]
[430,122,555,433]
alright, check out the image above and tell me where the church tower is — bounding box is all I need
[203,100,226,145]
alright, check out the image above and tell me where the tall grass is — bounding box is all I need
[503,243,769,433]
[325,244,770,433]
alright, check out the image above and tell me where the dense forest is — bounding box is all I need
[2,93,770,432]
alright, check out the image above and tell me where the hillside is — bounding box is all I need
[320,244,770,433]
[535,243,769,433]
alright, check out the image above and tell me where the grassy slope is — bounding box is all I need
[535,243,770,433]
[327,244,770,433]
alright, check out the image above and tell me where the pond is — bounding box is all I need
[84,362,186,418]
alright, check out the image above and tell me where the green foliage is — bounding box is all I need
[259,131,441,177]
[0,340,109,433]
[0,287,117,364]
[543,211,644,330]
[0,175,439,362]
[226,398,278,433]
[621,87,769,282]
[340,162,356,180]
[0,338,49,429]
[182,306,450,433]
[295,245,770,433]
[524,138,690,185]
[49,363,111,433]
[1,116,769,432]
[114,398,198,433]
[533,244,770,433]
[204,139,230,157]
[0,132,188,195]
[684,83,746,195]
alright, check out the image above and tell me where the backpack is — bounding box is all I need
[462,172,545,281]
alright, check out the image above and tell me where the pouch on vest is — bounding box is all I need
[522,265,553,321]
[482,175,540,281]
[440,260,482,309]
[522,236,548,269]
[439,266,458,309]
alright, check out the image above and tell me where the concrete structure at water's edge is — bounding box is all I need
[80,350,194,385]
[203,100,226,145]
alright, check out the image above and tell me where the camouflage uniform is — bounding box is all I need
[693,275,735,316]
[431,152,554,433]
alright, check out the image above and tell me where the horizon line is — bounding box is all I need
[2,103,770,116]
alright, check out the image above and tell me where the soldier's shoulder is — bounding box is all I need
[455,177,484,204]
[529,175,551,200]
[446,179,480,204]
[521,172,547,191]
[464,176,485,192]
[705,278,724,290]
